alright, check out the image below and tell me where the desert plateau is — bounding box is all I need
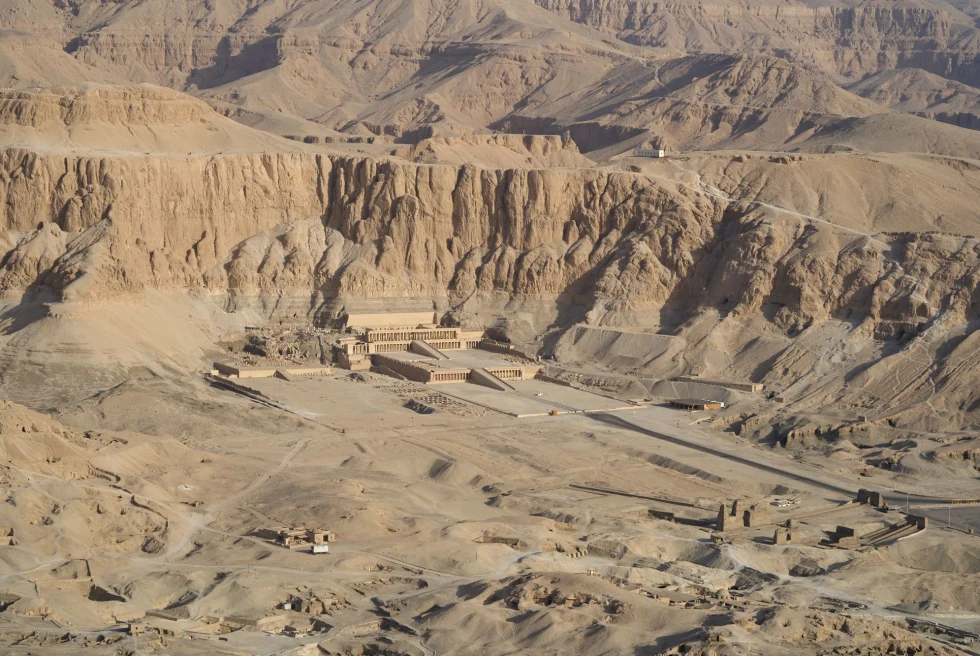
[0,1,978,655]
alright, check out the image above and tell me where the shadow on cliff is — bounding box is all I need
[631,627,709,655]
[187,36,281,90]
[539,292,592,356]
[537,250,617,356]
[0,300,52,335]
[0,251,64,334]
[656,206,753,334]
[574,54,738,124]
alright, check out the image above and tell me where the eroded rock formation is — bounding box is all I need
[0,148,977,347]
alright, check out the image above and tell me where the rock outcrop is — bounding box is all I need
[534,1,980,84]
[0,148,978,342]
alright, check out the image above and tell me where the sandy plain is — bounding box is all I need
[0,0,977,654]
[0,323,977,655]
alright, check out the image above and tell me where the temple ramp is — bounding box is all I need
[471,368,517,392]
[409,340,450,360]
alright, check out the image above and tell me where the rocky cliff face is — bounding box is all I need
[534,0,980,84]
[0,86,217,127]
[72,32,281,89]
[0,148,977,342]
[13,0,980,143]
[0,150,712,309]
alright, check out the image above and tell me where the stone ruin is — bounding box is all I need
[743,503,771,528]
[857,488,888,509]
[773,527,794,544]
[716,500,772,531]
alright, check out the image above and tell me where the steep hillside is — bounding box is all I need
[1,5,980,655]
[1,142,980,436]
[499,54,900,153]
[0,84,306,153]
[0,3,975,434]
[533,0,980,84]
[848,68,980,130]
[394,134,594,168]
[1,0,979,146]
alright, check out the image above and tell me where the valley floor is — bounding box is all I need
[1,364,977,655]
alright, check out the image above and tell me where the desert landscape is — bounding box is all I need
[0,0,978,654]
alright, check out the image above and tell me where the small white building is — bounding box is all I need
[634,148,666,158]
[312,544,329,554]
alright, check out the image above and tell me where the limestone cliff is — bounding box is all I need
[0,148,977,346]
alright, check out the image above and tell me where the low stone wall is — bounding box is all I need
[213,362,330,378]
[534,371,573,386]
[213,362,278,378]
[675,376,762,393]
[283,366,332,376]
[372,354,434,383]
[479,339,537,362]
[237,369,278,378]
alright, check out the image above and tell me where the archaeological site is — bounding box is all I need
[0,0,978,654]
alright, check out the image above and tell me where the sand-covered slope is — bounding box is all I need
[503,54,980,156]
[849,68,980,130]
[0,0,976,148]
[534,0,980,84]
[0,84,305,154]
[637,151,980,235]
[394,134,594,168]
[0,368,974,655]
